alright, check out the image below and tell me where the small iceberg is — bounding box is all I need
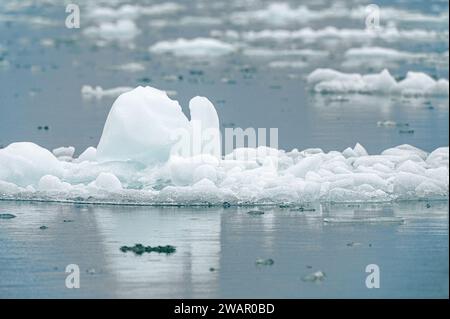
[0,86,448,206]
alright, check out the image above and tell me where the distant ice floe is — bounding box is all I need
[268,61,308,69]
[86,3,184,20]
[0,86,448,205]
[149,38,237,57]
[81,85,133,99]
[211,26,448,43]
[149,16,222,28]
[109,62,146,73]
[341,47,448,70]
[344,47,428,60]
[242,48,329,58]
[83,19,141,43]
[230,3,449,26]
[307,69,449,97]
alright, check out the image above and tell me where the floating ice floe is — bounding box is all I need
[149,38,237,57]
[341,47,448,70]
[0,86,448,205]
[307,69,449,97]
[83,19,140,42]
[110,62,146,73]
[242,48,329,58]
[268,61,308,69]
[81,85,134,99]
[211,26,447,43]
[86,3,184,20]
[344,47,427,60]
[230,3,448,26]
[149,16,222,28]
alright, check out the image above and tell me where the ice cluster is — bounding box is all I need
[0,86,448,205]
[230,3,448,26]
[307,69,449,96]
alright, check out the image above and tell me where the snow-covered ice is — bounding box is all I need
[0,86,448,205]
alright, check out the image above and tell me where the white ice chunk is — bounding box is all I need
[52,146,75,158]
[97,86,221,165]
[97,86,190,164]
[38,175,71,191]
[307,68,449,96]
[93,172,122,191]
[353,143,369,157]
[0,142,63,187]
[77,147,97,162]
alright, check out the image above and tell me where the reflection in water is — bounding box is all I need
[93,207,221,298]
[0,201,448,298]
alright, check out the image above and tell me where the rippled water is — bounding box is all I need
[0,200,448,298]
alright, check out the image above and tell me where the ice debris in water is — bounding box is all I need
[83,19,141,42]
[255,258,274,266]
[149,38,236,57]
[302,270,326,282]
[81,85,134,99]
[307,68,449,96]
[0,86,448,205]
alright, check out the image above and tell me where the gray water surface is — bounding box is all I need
[0,200,447,298]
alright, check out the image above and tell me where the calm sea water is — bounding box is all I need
[0,200,448,298]
[0,0,448,154]
[0,0,448,298]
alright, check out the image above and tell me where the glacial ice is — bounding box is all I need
[307,69,449,96]
[0,86,448,205]
[96,86,221,165]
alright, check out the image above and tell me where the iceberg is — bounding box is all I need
[0,86,448,205]
[96,86,221,165]
[307,69,449,96]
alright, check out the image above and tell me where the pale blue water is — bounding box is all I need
[0,200,448,298]
[0,0,448,298]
